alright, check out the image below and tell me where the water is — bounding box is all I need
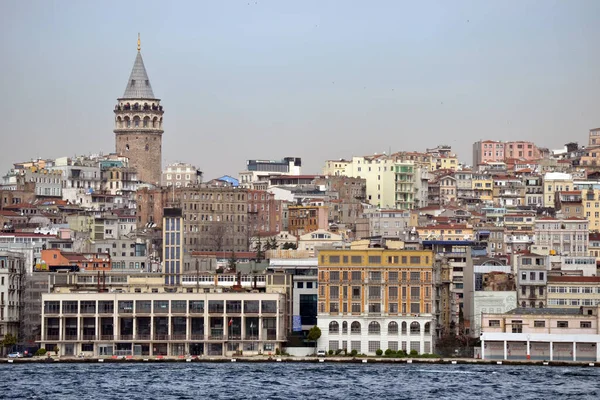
[1,362,599,399]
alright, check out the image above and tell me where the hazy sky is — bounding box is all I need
[1,0,599,179]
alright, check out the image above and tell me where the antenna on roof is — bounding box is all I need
[137,33,141,52]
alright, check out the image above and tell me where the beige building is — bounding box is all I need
[543,172,573,208]
[162,163,201,187]
[534,217,589,257]
[547,276,600,308]
[480,306,600,361]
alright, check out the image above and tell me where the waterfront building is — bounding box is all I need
[39,291,286,357]
[514,253,549,308]
[546,276,600,308]
[0,251,25,340]
[480,306,600,362]
[317,249,435,355]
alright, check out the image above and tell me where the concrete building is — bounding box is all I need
[0,251,25,341]
[354,208,411,239]
[114,36,164,185]
[515,253,549,308]
[163,208,183,285]
[546,276,600,308]
[297,229,344,256]
[287,204,329,237]
[317,249,435,355]
[39,291,286,357]
[543,172,573,208]
[481,307,600,361]
[239,157,302,189]
[472,140,505,167]
[162,163,201,188]
[534,217,589,257]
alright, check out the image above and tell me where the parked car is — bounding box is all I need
[7,352,22,358]
[317,350,326,357]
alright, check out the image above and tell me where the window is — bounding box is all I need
[388,341,398,351]
[557,321,568,328]
[297,282,304,289]
[351,341,361,352]
[580,321,592,329]
[329,321,339,334]
[409,256,420,264]
[368,321,380,334]
[388,321,398,334]
[368,341,381,353]
[533,321,545,328]
[488,320,500,327]
[511,320,523,333]
[410,322,420,334]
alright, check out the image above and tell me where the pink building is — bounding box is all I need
[504,141,540,161]
[472,140,505,166]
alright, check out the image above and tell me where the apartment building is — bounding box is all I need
[0,251,25,340]
[39,291,286,357]
[515,253,549,308]
[543,172,573,208]
[162,162,201,187]
[534,217,589,257]
[317,249,435,355]
[287,205,328,237]
[546,276,600,308]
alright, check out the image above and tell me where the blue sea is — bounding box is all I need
[1,362,599,399]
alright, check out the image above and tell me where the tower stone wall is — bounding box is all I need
[114,41,163,185]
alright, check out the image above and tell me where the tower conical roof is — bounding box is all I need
[122,52,155,99]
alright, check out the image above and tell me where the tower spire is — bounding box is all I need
[137,33,141,52]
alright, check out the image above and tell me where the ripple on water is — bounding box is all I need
[1,363,600,400]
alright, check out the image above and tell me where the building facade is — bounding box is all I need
[317,249,435,355]
[39,292,286,357]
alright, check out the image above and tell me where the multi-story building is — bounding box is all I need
[472,140,505,167]
[355,208,411,239]
[504,141,540,161]
[317,249,435,355]
[0,251,25,341]
[515,253,549,308]
[579,128,600,170]
[543,172,573,208]
[163,208,183,285]
[523,174,543,207]
[472,173,494,204]
[162,163,201,188]
[480,306,600,361]
[546,276,600,308]
[39,291,286,357]
[493,176,525,208]
[582,188,600,231]
[287,204,329,237]
[247,190,285,236]
[322,159,351,176]
[239,157,302,189]
[555,191,584,219]
[535,217,589,256]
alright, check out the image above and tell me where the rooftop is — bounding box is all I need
[504,307,584,316]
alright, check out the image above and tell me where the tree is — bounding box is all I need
[307,325,321,349]
[255,237,265,261]
[1,333,17,355]
[267,237,278,250]
[227,250,237,272]
[208,222,230,252]
[282,242,297,250]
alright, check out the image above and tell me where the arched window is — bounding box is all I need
[342,321,348,334]
[159,117,163,129]
[521,301,526,307]
[530,301,535,308]
[145,144,149,151]
[116,117,122,129]
[424,322,430,334]
[329,321,339,334]
[133,116,140,127]
[368,321,380,334]
[539,302,544,308]
[351,321,361,334]
[401,321,407,334]
[152,117,158,128]
[143,116,150,128]
[125,117,131,128]
[125,144,130,151]
[410,322,420,335]
[388,321,398,334]
[133,103,139,110]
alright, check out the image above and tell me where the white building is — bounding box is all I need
[0,251,25,340]
[162,163,201,188]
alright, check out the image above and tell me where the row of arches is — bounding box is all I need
[115,103,163,112]
[116,116,162,129]
[329,321,430,335]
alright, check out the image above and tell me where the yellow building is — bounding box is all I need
[472,174,494,203]
[322,159,351,176]
[582,189,600,231]
[543,172,573,208]
[317,248,435,355]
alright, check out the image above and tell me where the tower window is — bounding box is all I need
[145,144,149,151]
[125,144,130,151]
[130,80,136,86]
[145,80,149,86]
